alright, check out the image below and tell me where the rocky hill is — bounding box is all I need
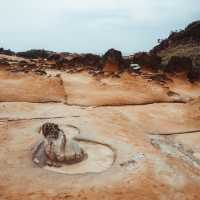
[151,21,200,81]
[151,21,200,55]
[126,21,200,82]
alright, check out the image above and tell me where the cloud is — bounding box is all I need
[0,0,199,53]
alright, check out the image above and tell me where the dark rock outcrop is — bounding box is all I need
[151,20,200,54]
[129,52,161,69]
[47,52,101,69]
[17,49,51,59]
[165,56,193,73]
[149,20,200,80]
[101,49,127,72]
[193,55,200,68]
[170,20,200,43]
[68,53,101,68]
[187,66,200,82]
[0,48,15,56]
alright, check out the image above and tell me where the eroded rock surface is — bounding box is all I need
[0,101,200,200]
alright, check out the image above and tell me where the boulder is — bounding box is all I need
[101,49,126,72]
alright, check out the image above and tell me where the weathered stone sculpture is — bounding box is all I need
[32,123,86,167]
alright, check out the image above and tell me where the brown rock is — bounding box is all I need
[151,20,200,54]
[130,52,161,69]
[16,49,51,59]
[48,53,101,69]
[101,49,126,72]
[187,66,200,82]
[166,56,193,73]
[0,48,15,56]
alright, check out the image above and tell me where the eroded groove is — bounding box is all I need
[149,130,200,135]
[67,100,187,108]
[0,116,65,122]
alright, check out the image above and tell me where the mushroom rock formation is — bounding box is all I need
[101,49,126,72]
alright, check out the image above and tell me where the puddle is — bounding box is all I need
[43,140,115,174]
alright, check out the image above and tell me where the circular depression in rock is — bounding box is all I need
[43,140,115,174]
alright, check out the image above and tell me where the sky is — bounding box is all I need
[0,0,199,55]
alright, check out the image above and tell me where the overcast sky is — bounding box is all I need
[0,0,199,54]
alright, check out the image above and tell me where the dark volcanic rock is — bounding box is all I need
[101,49,126,72]
[166,56,193,73]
